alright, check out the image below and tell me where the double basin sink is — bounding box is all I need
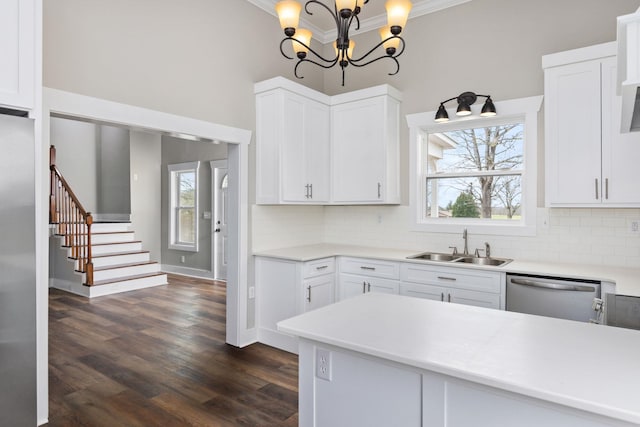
[407,251,512,267]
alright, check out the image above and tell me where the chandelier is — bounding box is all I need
[275,0,413,86]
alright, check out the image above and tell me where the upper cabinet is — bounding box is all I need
[255,81,331,204]
[543,42,640,207]
[254,77,401,205]
[331,88,401,204]
[0,0,36,111]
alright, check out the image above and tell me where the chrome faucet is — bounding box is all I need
[485,242,491,258]
[462,228,469,255]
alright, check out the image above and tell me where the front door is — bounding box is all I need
[211,160,228,281]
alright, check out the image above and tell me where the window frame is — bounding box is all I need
[407,96,543,236]
[168,161,200,251]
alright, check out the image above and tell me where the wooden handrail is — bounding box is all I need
[49,145,94,285]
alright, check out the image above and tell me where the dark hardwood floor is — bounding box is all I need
[47,274,299,426]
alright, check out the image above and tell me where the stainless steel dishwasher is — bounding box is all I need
[506,273,601,322]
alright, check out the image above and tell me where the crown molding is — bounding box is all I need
[247,0,473,44]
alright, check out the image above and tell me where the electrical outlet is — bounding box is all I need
[180,255,186,263]
[316,348,332,381]
[248,286,255,299]
[629,219,640,233]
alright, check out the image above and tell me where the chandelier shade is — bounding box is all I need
[275,0,412,86]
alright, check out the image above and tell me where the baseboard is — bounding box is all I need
[38,418,49,426]
[161,264,215,280]
[49,278,89,297]
[257,327,298,354]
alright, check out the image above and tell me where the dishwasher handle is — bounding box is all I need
[510,278,596,292]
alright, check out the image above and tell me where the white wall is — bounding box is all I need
[130,130,162,261]
[49,117,98,212]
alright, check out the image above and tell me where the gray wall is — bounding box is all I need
[97,125,131,217]
[130,130,162,261]
[161,136,227,271]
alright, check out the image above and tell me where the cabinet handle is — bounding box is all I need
[360,266,376,271]
[307,285,311,302]
[448,293,451,303]
[440,292,444,302]
[316,265,328,270]
[595,178,599,200]
[377,182,381,199]
[605,178,609,200]
[367,282,371,292]
[310,183,313,199]
[305,184,310,199]
[437,276,456,281]
[362,281,367,294]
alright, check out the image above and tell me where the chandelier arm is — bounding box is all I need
[281,36,338,64]
[294,56,341,79]
[305,0,339,27]
[279,39,295,60]
[349,36,405,64]
[348,54,401,76]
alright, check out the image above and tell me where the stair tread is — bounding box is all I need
[93,261,158,272]
[91,250,150,259]
[91,240,142,246]
[56,231,134,236]
[86,272,166,287]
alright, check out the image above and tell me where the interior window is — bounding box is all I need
[407,96,542,236]
[168,161,200,251]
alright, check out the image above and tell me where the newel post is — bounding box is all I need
[49,145,57,223]
[85,213,94,285]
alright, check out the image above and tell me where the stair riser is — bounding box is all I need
[87,274,168,298]
[71,242,142,257]
[88,253,150,268]
[67,233,135,245]
[92,264,160,282]
[57,223,131,234]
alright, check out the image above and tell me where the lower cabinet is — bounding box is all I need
[256,256,335,353]
[400,263,505,310]
[338,257,400,301]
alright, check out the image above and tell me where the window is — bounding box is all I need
[168,161,200,251]
[407,96,542,236]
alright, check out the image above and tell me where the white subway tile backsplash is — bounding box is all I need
[251,204,640,268]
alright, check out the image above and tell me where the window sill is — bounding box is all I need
[411,220,536,237]
[168,243,199,252]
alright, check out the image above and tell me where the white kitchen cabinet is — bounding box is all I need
[339,274,399,300]
[0,0,36,111]
[331,88,401,204]
[255,78,330,204]
[400,263,504,310]
[544,42,640,207]
[255,256,335,352]
[255,77,401,205]
[338,257,400,301]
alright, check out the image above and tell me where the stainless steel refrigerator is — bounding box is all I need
[0,112,36,426]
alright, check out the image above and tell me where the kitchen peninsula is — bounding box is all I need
[279,292,640,427]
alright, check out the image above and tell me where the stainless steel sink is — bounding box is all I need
[406,252,512,267]
[407,252,458,262]
[453,256,512,267]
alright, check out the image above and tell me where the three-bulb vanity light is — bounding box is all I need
[435,92,497,123]
[275,0,413,86]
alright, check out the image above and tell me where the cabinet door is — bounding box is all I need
[545,60,602,205]
[0,0,35,110]
[281,92,308,202]
[448,288,500,309]
[305,99,330,202]
[339,274,368,300]
[332,97,386,202]
[400,282,446,302]
[366,277,399,295]
[600,57,640,205]
[303,275,335,312]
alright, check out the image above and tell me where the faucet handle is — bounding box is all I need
[474,248,485,258]
[448,246,458,255]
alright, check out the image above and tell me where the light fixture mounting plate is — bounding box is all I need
[457,91,477,106]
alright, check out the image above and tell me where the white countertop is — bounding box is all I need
[278,292,640,425]
[254,243,640,296]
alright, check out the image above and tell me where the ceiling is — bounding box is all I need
[247,0,472,43]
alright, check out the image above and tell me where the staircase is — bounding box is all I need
[50,221,167,298]
[49,145,167,298]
